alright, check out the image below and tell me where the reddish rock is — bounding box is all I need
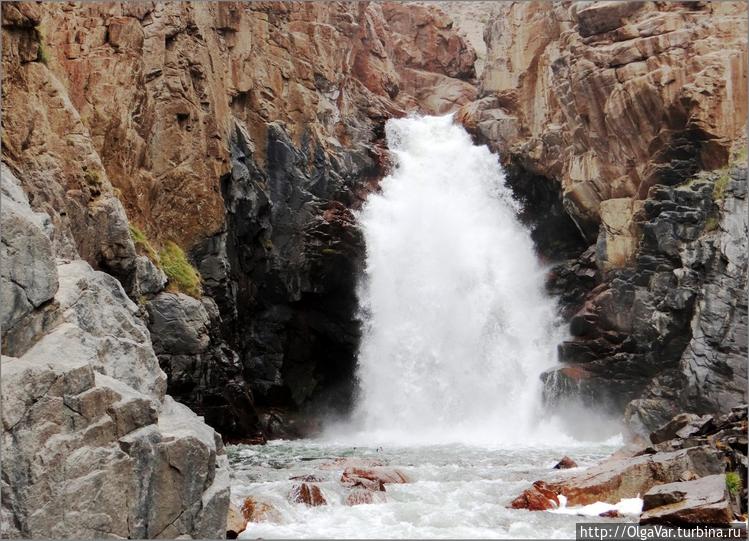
[4,2,476,254]
[462,1,747,230]
[289,483,327,507]
[549,446,723,507]
[554,456,578,469]
[599,510,622,518]
[340,466,410,487]
[345,488,387,506]
[509,481,560,511]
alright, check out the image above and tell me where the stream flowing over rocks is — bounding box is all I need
[1,0,747,538]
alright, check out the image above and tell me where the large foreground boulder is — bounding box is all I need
[550,446,724,506]
[1,170,229,538]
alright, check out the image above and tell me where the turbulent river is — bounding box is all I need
[228,116,627,538]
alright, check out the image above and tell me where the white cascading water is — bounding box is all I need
[350,114,566,444]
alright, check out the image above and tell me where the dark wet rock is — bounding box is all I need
[546,246,599,320]
[651,413,703,445]
[542,168,748,434]
[196,122,372,437]
[503,160,588,263]
[640,474,734,525]
[146,292,259,440]
[554,456,578,469]
[599,510,622,518]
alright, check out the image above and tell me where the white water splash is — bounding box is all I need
[343,115,567,445]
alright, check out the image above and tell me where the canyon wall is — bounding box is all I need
[460,0,748,435]
[2,0,476,441]
[1,2,475,536]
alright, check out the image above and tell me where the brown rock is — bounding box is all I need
[4,2,476,253]
[289,483,327,507]
[345,488,387,506]
[554,456,578,469]
[463,2,747,231]
[509,481,560,511]
[549,446,724,507]
[599,510,622,518]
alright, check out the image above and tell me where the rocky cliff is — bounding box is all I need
[459,1,748,435]
[2,1,476,536]
[2,0,476,440]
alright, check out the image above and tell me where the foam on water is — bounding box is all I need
[230,440,625,540]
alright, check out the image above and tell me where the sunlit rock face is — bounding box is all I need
[461,1,747,235]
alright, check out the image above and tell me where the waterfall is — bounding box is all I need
[350,115,566,445]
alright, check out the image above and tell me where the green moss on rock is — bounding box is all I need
[128,224,159,264]
[159,241,202,298]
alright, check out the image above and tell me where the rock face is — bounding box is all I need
[2,2,477,536]
[640,475,734,525]
[460,1,748,432]
[146,292,259,440]
[0,170,229,538]
[462,1,747,235]
[543,168,748,432]
[1,1,477,439]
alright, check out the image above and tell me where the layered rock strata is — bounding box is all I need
[460,1,748,432]
[2,1,477,439]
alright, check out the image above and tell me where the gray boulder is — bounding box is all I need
[147,292,211,355]
[1,165,58,333]
[641,474,734,526]
[135,255,167,296]
[1,173,229,538]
